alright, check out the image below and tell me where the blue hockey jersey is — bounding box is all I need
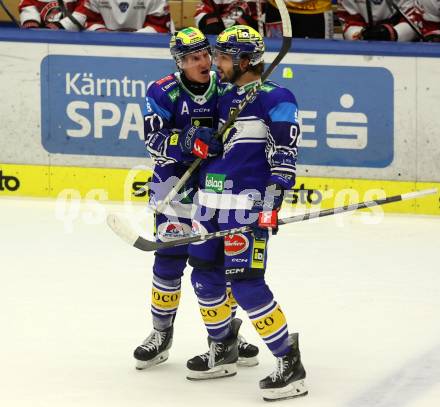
[143,71,219,201]
[198,80,300,207]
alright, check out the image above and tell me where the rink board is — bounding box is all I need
[1,163,439,215]
[1,30,440,215]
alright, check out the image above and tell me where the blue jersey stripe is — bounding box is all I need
[268,102,298,124]
[144,96,172,122]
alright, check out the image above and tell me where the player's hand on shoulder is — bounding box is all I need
[179,125,222,159]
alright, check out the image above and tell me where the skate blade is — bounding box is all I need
[237,356,259,367]
[135,351,169,370]
[262,379,308,402]
[186,363,237,380]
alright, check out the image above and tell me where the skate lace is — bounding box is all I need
[141,330,166,352]
[238,334,249,350]
[270,357,289,382]
[200,341,224,369]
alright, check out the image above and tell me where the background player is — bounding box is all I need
[59,0,172,32]
[337,0,417,41]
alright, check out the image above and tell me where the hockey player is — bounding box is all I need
[18,0,78,29]
[58,0,172,32]
[413,0,440,41]
[265,0,334,38]
[194,0,263,35]
[133,27,259,371]
[185,26,307,401]
[337,0,417,41]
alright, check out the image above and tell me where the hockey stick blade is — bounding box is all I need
[152,0,292,209]
[108,188,437,252]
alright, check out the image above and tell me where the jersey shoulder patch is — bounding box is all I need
[149,73,180,104]
[155,74,175,86]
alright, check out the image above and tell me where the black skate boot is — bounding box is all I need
[133,326,173,370]
[259,333,308,401]
[237,334,259,367]
[186,318,242,380]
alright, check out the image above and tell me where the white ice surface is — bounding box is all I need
[1,197,440,407]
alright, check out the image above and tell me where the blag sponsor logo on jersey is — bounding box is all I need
[205,173,226,193]
[274,64,394,168]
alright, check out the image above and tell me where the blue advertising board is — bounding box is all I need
[41,54,393,168]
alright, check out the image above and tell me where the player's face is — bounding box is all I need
[181,49,212,83]
[213,52,234,83]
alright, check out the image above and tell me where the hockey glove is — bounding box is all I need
[361,24,397,41]
[250,183,284,239]
[180,125,222,159]
[21,20,40,29]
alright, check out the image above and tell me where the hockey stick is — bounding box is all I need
[57,0,84,30]
[107,188,437,252]
[366,0,374,28]
[256,0,264,36]
[385,0,425,40]
[150,0,292,211]
[0,0,19,26]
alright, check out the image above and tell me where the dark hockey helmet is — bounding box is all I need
[214,25,265,66]
[170,27,211,69]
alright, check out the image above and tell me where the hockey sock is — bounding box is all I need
[198,293,232,341]
[226,281,238,319]
[151,275,181,331]
[247,300,290,357]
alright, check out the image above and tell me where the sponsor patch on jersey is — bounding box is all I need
[224,234,249,256]
[205,173,226,193]
[157,221,192,242]
[162,81,177,91]
[118,2,129,12]
[251,238,266,269]
[191,117,213,128]
[169,132,179,146]
[191,220,209,245]
[156,74,174,85]
[168,88,180,102]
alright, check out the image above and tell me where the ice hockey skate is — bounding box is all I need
[259,333,308,401]
[186,318,242,380]
[237,334,259,367]
[133,326,173,370]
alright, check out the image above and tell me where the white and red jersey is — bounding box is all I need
[194,0,264,28]
[413,0,440,36]
[337,0,417,40]
[60,0,172,32]
[19,0,77,27]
